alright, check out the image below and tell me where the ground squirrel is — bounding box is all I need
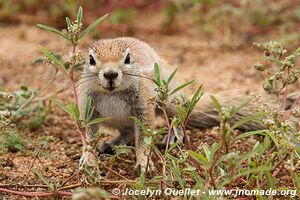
[78,37,298,173]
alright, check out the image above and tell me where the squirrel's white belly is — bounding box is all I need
[95,94,132,128]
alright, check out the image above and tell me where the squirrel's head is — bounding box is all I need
[82,38,158,93]
[84,39,136,93]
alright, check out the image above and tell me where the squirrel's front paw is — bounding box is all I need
[133,158,155,175]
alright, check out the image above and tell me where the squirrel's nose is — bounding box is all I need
[104,71,118,80]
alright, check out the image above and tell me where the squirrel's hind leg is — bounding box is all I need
[161,126,184,148]
[98,128,134,154]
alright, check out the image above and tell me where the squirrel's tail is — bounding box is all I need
[167,91,300,131]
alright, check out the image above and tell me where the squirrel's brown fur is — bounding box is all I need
[78,37,299,173]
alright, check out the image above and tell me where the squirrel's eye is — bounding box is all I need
[89,55,96,65]
[124,53,130,64]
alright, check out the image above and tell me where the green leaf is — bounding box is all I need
[153,63,161,86]
[130,116,148,133]
[166,152,177,161]
[232,112,266,130]
[234,130,266,141]
[143,137,152,145]
[48,98,71,116]
[170,161,186,189]
[292,172,300,192]
[234,141,261,167]
[84,99,94,123]
[139,172,145,188]
[77,6,83,24]
[66,103,80,121]
[37,24,69,40]
[189,84,203,112]
[265,171,276,188]
[188,150,209,167]
[209,143,221,163]
[38,45,69,74]
[97,189,110,199]
[162,80,167,86]
[66,17,71,27]
[266,131,279,147]
[176,105,187,123]
[210,95,222,113]
[79,14,108,40]
[167,68,178,84]
[233,166,273,179]
[202,145,211,163]
[294,46,300,55]
[190,170,204,188]
[20,85,28,91]
[152,145,163,158]
[170,80,194,96]
[85,117,111,127]
[32,168,53,190]
[231,98,252,116]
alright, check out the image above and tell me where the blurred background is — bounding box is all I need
[1,0,300,94]
[1,0,300,44]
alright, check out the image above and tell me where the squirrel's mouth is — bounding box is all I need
[102,85,116,91]
[107,87,115,91]
[103,80,117,91]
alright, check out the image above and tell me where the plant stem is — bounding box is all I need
[0,188,72,197]
[183,120,192,150]
[69,44,88,146]
[59,171,78,188]
[209,165,217,190]
[70,44,78,105]
[282,68,290,111]
[161,106,171,152]
[261,154,288,187]
[101,165,129,181]
[22,144,43,184]
[57,183,81,191]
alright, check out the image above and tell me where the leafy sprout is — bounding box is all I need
[37,6,108,45]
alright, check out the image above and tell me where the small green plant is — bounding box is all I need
[37,6,109,172]
[131,63,204,194]
[254,41,300,197]
[153,63,201,149]
[128,60,299,199]
[210,96,266,153]
[1,86,47,126]
[0,130,26,153]
[0,90,27,153]
[254,41,299,98]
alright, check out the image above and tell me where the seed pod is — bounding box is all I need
[264,51,270,57]
[254,63,264,71]
[263,83,273,93]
